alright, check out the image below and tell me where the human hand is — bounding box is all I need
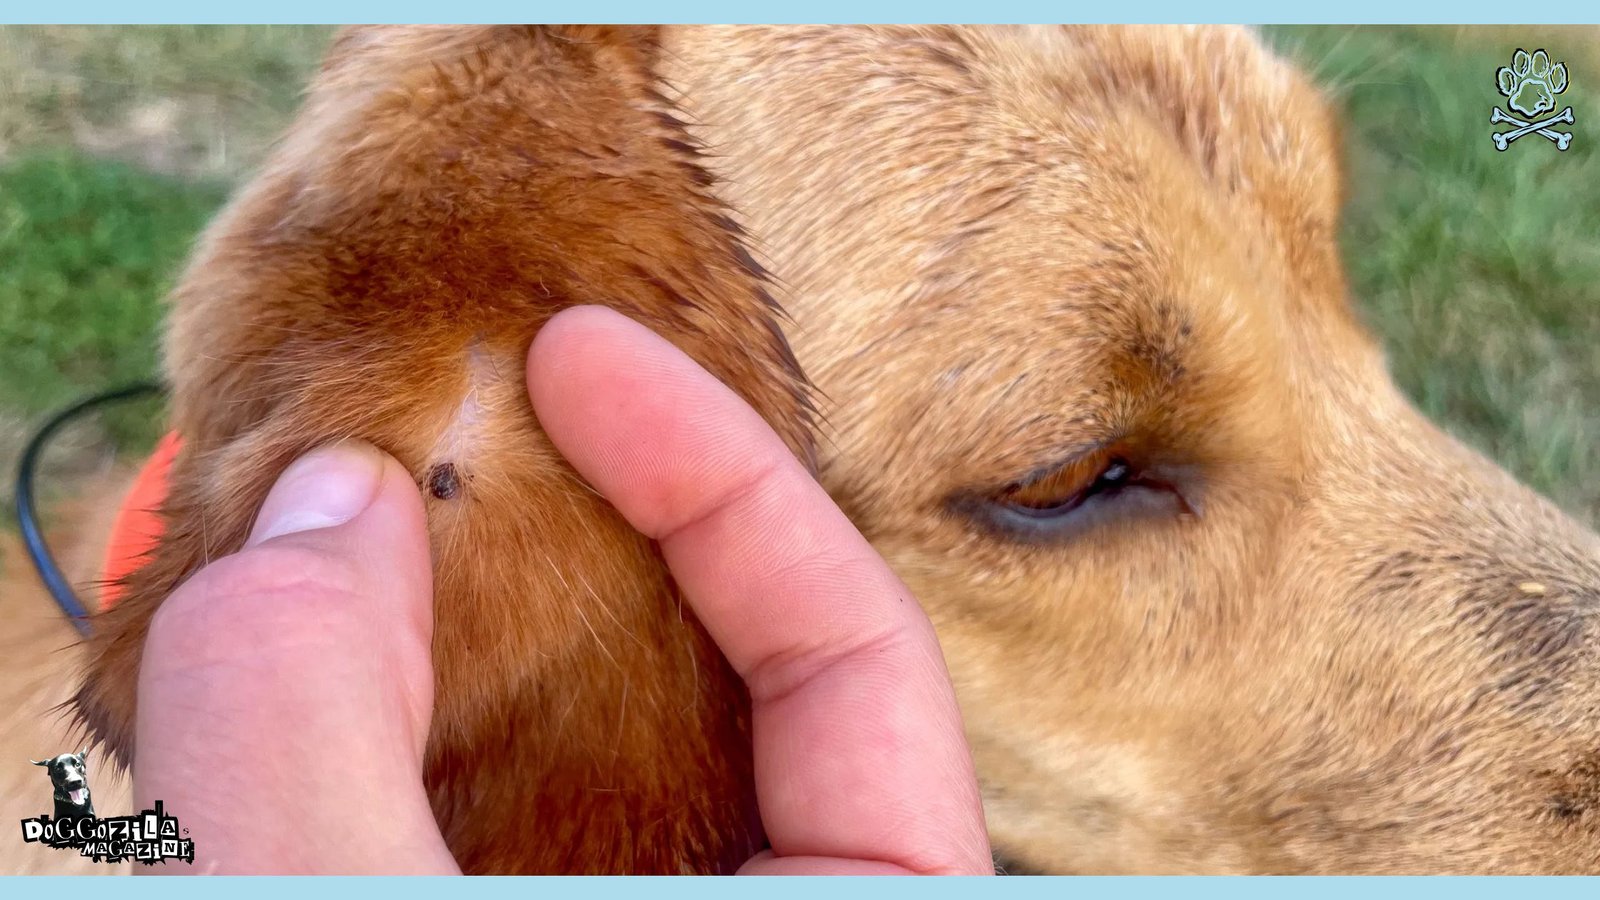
[135,306,992,875]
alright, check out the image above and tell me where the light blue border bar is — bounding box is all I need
[3,5,1600,24]
[5,7,1598,890]
[9,874,1600,888]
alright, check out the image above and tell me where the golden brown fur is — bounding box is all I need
[72,25,1600,873]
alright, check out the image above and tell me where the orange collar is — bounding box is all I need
[101,432,182,610]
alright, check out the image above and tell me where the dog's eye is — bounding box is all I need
[956,446,1189,541]
[996,449,1135,518]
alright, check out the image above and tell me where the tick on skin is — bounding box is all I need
[427,462,461,500]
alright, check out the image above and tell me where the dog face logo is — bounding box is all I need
[31,750,94,819]
[21,755,195,865]
[1492,48,1574,151]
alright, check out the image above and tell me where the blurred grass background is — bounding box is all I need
[1266,26,1600,524]
[0,25,1597,524]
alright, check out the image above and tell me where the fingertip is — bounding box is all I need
[160,442,436,670]
[528,305,641,408]
[245,441,387,546]
[364,450,432,544]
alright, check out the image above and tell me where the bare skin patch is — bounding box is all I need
[420,342,509,502]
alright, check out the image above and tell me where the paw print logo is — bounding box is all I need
[1491,48,1574,151]
[1499,49,1567,116]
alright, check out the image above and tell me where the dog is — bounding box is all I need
[72,25,1600,873]
[32,751,94,820]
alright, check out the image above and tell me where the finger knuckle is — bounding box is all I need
[746,625,911,707]
[151,543,362,644]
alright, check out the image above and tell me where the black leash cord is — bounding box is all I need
[14,382,167,637]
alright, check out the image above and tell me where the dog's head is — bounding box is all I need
[70,24,1600,873]
[33,750,92,809]
[665,25,1600,872]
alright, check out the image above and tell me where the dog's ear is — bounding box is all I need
[31,759,49,767]
[75,24,811,874]
[76,749,88,764]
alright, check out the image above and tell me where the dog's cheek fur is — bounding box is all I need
[72,25,814,874]
[660,25,1600,873]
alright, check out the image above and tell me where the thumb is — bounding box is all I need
[134,442,458,874]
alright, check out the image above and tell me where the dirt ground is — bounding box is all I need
[1,466,134,875]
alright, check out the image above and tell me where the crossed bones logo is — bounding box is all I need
[1492,48,1574,151]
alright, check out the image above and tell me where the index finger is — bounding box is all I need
[528,306,991,875]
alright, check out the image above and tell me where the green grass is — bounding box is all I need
[1265,26,1600,522]
[0,26,1597,526]
[0,154,225,447]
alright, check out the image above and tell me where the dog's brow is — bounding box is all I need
[1105,299,1196,392]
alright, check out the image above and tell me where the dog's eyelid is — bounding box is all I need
[1004,436,1123,493]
